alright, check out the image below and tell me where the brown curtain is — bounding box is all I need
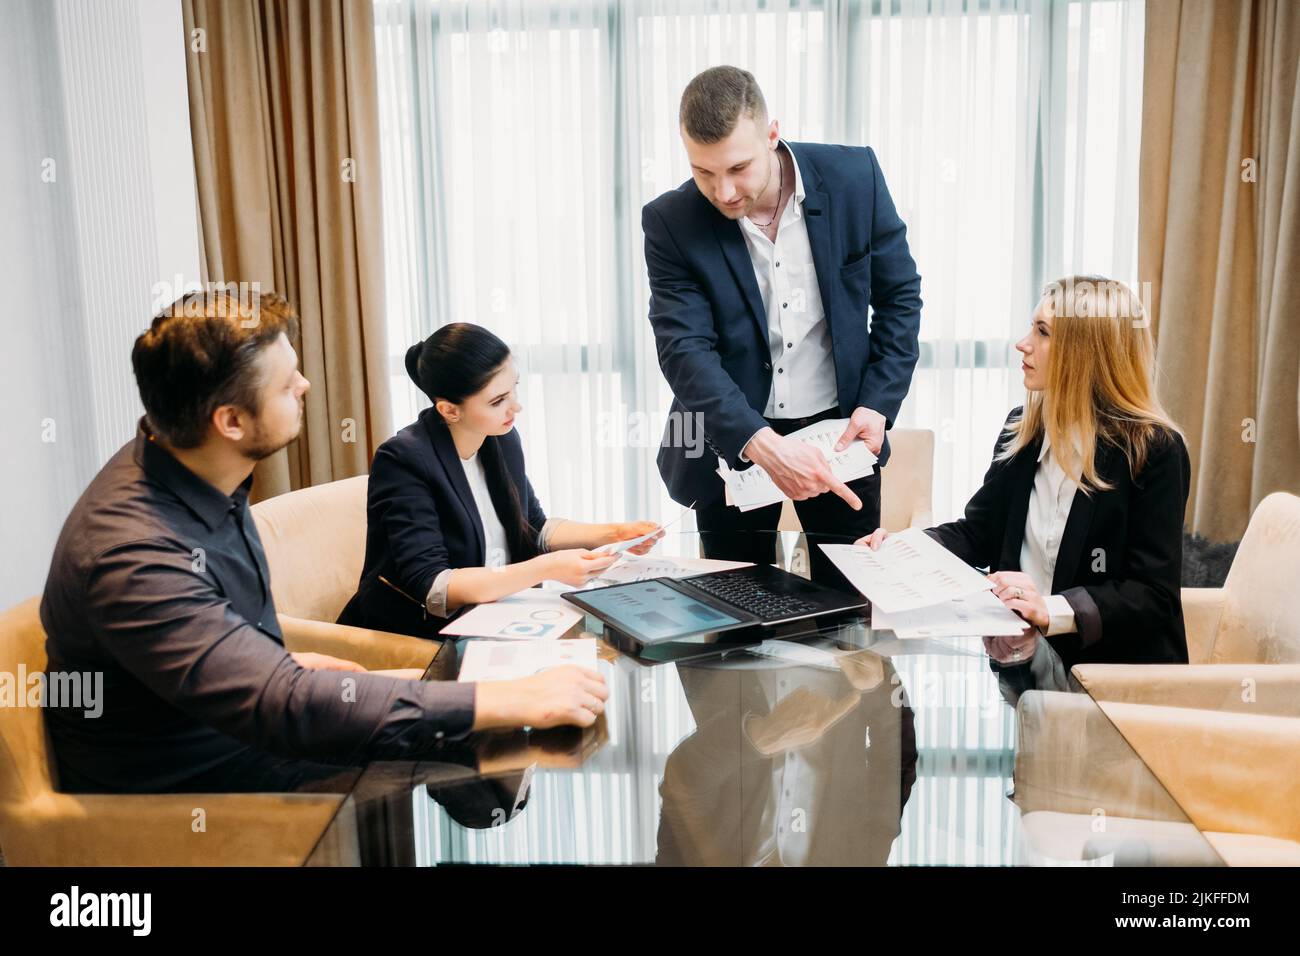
[1139,0,1300,542]
[182,0,392,499]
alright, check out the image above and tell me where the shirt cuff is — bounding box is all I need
[425,567,456,619]
[738,426,766,464]
[1044,593,1077,637]
[414,679,477,743]
[538,517,564,553]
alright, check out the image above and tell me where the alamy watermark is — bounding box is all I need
[0,666,103,718]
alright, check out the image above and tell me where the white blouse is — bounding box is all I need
[423,453,562,619]
[460,451,510,570]
[1019,437,1079,637]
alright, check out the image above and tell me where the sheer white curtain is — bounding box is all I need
[373,0,1143,529]
[372,0,1144,865]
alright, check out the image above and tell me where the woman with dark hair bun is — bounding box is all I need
[339,323,660,639]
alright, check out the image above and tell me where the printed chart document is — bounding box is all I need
[716,418,877,511]
[456,637,599,682]
[584,554,753,587]
[592,502,694,556]
[819,528,994,613]
[870,589,1027,639]
[440,588,583,639]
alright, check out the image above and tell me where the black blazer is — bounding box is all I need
[928,407,1191,671]
[338,408,547,639]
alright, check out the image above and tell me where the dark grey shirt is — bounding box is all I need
[40,421,476,793]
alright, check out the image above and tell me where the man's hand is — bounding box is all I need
[743,427,862,510]
[834,406,886,455]
[473,665,609,730]
[291,652,367,673]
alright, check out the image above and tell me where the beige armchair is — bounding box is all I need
[0,598,353,865]
[1013,689,1300,866]
[0,475,448,865]
[1073,492,1300,713]
[1016,493,1300,866]
[777,427,935,533]
[251,475,438,673]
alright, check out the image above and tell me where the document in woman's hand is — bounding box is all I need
[818,528,995,613]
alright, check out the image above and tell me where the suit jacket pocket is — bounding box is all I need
[841,251,872,302]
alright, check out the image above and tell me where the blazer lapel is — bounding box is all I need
[999,439,1042,570]
[790,144,834,322]
[710,202,770,350]
[422,411,486,563]
[1051,446,1110,592]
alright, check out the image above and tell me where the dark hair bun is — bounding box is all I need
[405,342,426,397]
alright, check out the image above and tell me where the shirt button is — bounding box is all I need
[777,368,784,374]
[779,403,785,409]
[782,302,788,309]
[775,261,781,267]
[435,731,445,740]
[786,342,793,348]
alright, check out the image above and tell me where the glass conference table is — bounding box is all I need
[305,531,1222,867]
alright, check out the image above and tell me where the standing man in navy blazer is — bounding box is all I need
[643,66,922,567]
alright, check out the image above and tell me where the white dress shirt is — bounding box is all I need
[1019,437,1079,637]
[738,141,838,421]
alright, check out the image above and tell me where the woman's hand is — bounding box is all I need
[983,629,1039,665]
[607,520,663,555]
[853,527,891,550]
[541,548,620,586]
[987,570,1049,629]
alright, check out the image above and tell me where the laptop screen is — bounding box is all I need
[573,579,746,642]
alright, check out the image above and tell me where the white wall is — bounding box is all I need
[0,0,201,609]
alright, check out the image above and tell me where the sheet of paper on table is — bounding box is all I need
[716,417,878,512]
[456,637,599,682]
[582,553,753,588]
[439,588,583,639]
[819,528,995,613]
[870,588,1027,639]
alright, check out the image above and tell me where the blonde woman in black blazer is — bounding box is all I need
[857,276,1190,672]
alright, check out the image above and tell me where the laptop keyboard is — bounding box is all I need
[688,572,819,620]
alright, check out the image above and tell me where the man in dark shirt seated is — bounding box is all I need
[40,289,607,794]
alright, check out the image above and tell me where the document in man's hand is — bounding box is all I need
[716,417,878,511]
[456,637,599,682]
[819,528,995,613]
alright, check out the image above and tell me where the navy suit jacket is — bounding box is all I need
[338,409,547,639]
[643,141,922,508]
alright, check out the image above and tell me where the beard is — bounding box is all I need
[240,404,303,461]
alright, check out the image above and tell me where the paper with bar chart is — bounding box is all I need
[716,417,878,511]
[869,589,1027,638]
[819,528,996,613]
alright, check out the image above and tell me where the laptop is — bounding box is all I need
[560,564,867,656]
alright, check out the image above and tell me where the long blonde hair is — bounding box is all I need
[996,275,1181,491]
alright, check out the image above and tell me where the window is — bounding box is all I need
[374,0,1144,528]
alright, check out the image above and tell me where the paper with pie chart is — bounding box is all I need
[439,588,583,639]
[819,528,996,613]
